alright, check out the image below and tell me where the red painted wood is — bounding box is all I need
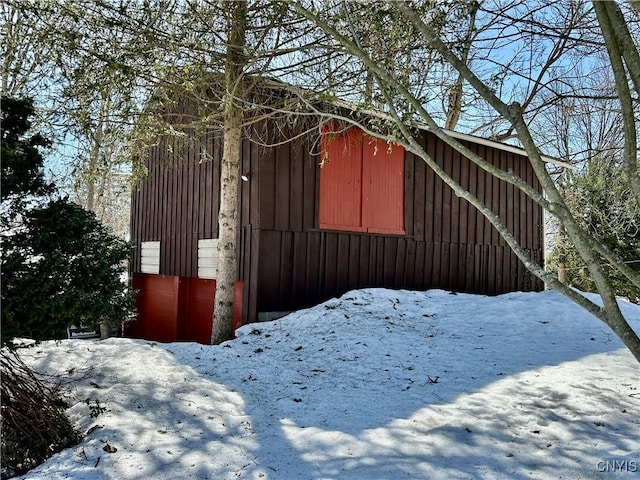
[319,124,404,234]
[362,136,405,234]
[130,273,180,342]
[318,124,364,231]
[180,277,216,344]
[131,274,245,344]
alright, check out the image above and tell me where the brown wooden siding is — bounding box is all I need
[130,129,221,276]
[254,128,544,314]
[131,116,544,324]
[255,231,543,313]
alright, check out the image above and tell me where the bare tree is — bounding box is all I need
[444,1,479,130]
[287,0,640,361]
[1,2,61,98]
[2,0,155,236]
[7,0,335,342]
[593,1,640,210]
[211,0,249,343]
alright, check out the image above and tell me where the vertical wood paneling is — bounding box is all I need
[396,238,407,286]
[206,135,214,237]
[415,241,426,286]
[323,232,338,296]
[248,227,258,323]
[131,129,222,278]
[402,238,414,287]
[495,246,504,293]
[370,236,381,284]
[318,128,363,231]
[449,148,460,245]
[348,235,360,289]
[431,136,443,243]
[475,146,486,245]
[442,241,450,288]
[337,234,351,290]
[464,245,475,292]
[259,123,276,231]
[280,231,293,301]
[239,138,250,231]
[450,242,460,290]
[195,133,206,238]
[162,148,172,273]
[366,236,377,286]
[303,134,317,231]
[292,231,307,300]
[290,141,304,232]
[252,128,544,314]
[405,154,415,237]
[212,134,222,238]
[458,149,469,245]
[358,235,371,285]
[413,152,426,241]
[256,229,279,311]
[520,151,531,248]
[466,153,477,245]
[250,142,261,227]
[498,149,507,247]
[306,231,322,301]
[383,237,395,286]
[274,142,291,230]
[531,165,542,251]
[361,137,405,234]
[506,152,515,248]
[483,145,494,245]
[441,143,453,244]
[132,113,545,322]
[186,146,195,274]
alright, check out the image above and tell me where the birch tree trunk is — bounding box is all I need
[211,0,247,344]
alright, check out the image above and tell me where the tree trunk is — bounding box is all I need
[211,0,247,344]
[85,119,102,212]
[290,0,640,362]
[444,2,477,131]
[593,1,640,211]
[557,263,567,284]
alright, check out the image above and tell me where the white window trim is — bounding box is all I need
[198,239,218,279]
[140,241,160,274]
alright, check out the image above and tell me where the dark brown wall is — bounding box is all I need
[130,130,221,276]
[131,120,544,323]
[253,128,543,314]
[255,232,542,312]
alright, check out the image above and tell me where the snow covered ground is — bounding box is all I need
[16,289,640,480]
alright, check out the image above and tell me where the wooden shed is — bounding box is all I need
[128,103,546,343]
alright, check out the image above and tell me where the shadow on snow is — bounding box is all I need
[19,289,640,479]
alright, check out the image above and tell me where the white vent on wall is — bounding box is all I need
[198,239,219,279]
[140,241,161,274]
